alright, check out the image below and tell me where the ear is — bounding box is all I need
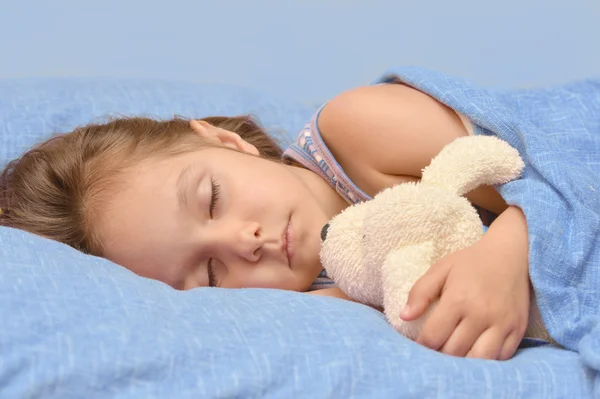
[190,120,259,156]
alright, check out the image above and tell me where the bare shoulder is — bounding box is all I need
[317,83,507,213]
[318,84,468,195]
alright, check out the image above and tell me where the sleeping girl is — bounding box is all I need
[2,68,598,361]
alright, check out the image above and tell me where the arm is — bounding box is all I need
[307,288,384,311]
[318,83,530,359]
[318,83,508,214]
[306,287,352,300]
[479,206,529,276]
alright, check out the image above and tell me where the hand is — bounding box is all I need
[400,238,530,360]
[400,207,531,360]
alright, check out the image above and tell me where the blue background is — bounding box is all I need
[1,0,599,102]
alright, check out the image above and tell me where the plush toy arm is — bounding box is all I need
[382,242,437,340]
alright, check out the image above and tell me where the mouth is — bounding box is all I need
[283,216,294,268]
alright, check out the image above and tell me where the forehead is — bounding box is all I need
[95,161,191,285]
[175,162,199,210]
[98,155,186,249]
[98,146,250,243]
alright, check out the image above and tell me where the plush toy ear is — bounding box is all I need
[421,135,524,196]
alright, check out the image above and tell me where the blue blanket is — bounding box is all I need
[377,66,600,379]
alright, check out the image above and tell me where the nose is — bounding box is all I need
[219,220,263,262]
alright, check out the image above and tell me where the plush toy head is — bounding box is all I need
[320,135,550,342]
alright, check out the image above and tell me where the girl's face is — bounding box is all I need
[98,124,347,291]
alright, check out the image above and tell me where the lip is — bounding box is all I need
[283,217,294,268]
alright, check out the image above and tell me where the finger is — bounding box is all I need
[498,331,522,361]
[401,261,451,321]
[466,328,504,360]
[440,319,487,357]
[416,303,461,350]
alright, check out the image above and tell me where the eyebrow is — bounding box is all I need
[176,164,196,210]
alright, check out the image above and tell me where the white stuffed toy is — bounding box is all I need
[320,135,551,342]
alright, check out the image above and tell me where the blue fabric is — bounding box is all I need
[0,77,314,165]
[0,76,596,397]
[378,66,600,390]
[0,228,594,398]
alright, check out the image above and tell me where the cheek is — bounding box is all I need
[244,163,291,192]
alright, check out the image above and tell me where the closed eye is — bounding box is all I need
[209,178,220,217]
[207,258,220,287]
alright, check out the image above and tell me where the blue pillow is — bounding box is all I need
[0,77,314,165]
[0,78,594,398]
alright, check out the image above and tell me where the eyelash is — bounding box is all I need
[207,178,221,287]
[207,258,219,287]
[209,178,220,218]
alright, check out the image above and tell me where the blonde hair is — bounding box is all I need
[0,115,283,255]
